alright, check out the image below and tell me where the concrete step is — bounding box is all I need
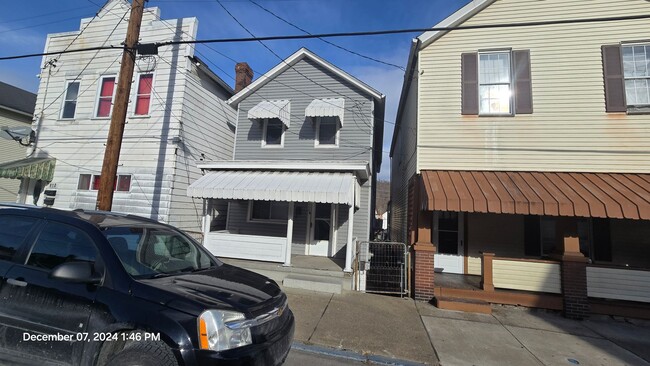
[435,296,492,314]
[283,274,343,294]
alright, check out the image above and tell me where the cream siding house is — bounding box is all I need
[24,0,235,237]
[391,0,650,319]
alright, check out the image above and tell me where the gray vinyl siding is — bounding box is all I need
[0,109,31,202]
[390,71,418,244]
[168,66,236,234]
[233,57,374,163]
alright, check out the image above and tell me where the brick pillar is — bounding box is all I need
[554,217,590,320]
[561,254,589,320]
[414,244,435,301]
[414,208,435,301]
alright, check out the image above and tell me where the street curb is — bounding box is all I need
[291,342,430,366]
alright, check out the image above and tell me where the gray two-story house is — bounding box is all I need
[188,48,385,273]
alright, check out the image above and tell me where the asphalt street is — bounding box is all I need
[284,349,367,366]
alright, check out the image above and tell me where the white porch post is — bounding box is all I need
[202,199,211,242]
[284,202,294,267]
[344,203,354,273]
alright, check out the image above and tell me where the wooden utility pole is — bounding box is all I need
[96,0,146,211]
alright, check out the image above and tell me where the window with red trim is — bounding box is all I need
[96,77,115,117]
[135,74,153,115]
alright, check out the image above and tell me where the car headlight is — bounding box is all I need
[198,310,252,352]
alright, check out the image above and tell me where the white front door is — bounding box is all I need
[433,211,464,274]
[307,203,333,256]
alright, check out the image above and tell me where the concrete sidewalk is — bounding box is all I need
[284,287,650,366]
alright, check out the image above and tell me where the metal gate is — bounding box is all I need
[357,241,408,296]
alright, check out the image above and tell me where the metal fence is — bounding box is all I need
[357,241,408,296]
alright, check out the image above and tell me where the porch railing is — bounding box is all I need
[480,253,562,294]
[204,230,287,263]
[587,264,650,303]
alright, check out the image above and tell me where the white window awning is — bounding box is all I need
[187,170,359,206]
[305,98,345,125]
[247,100,291,127]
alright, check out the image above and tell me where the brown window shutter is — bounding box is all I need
[602,45,626,112]
[461,53,479,115]
[513,50,533,114]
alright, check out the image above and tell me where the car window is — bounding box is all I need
[0,215,40,261]
[27,222,98,271]
[103,226,215,278]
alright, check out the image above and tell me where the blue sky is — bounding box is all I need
[0,0,471,180]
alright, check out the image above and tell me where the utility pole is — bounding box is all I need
[96,0,145,211]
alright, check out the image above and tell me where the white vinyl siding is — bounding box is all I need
[416,0,650,173]
[31,1,235,236]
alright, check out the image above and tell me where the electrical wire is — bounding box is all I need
[247,0,405,70]
[3,13,649,60]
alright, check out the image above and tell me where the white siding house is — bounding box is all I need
[24,0,235,237]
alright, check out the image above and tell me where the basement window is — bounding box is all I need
[78,174,131,192]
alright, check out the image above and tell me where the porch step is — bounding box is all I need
[434,296,492,314]
[283,274,343,294]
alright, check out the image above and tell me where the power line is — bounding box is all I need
[216,0,375,129]
[247,0,405,70]
[0,5,95,25]
[3,13,649,61]
[156,13,650,47]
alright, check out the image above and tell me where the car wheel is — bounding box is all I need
[106,340,178,366]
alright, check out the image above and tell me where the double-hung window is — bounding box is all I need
[479,51,512,115]
[134,73,153,115]
[315,116,339,147]
[262,118,284,147]
[61,81,80,119]
[622,44,650,107]
[96,76,116,117]
[461,50,532,115]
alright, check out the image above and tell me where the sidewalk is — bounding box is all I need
[283,287,650,366]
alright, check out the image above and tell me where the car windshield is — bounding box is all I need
[101,225,218,278]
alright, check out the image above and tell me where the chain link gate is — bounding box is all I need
[357,241,408,296]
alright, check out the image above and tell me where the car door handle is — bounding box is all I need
[7,278,27,287]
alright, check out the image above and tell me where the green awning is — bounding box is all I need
[0,157,56,181]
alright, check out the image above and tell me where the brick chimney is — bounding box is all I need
[235,62,253,93]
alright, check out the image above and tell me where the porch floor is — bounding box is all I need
[435,273,481,291]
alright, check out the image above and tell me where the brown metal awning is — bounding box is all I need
[420,171,650,220]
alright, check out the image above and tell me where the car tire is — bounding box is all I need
[106,340,178,366]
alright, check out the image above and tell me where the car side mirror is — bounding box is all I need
[49,262,102,285]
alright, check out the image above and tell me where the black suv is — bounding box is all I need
[0,204,294,366]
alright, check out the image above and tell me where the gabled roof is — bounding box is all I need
[391,0,495,157]
[0,81,36,116]
[227,47,385,106]
[418,0,496,48]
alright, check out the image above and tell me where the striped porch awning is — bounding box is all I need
[188,170,359,207]
[247,100,291,127]
[0,157,56,182]
[420,170,650,220]
[305,98,345,125]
